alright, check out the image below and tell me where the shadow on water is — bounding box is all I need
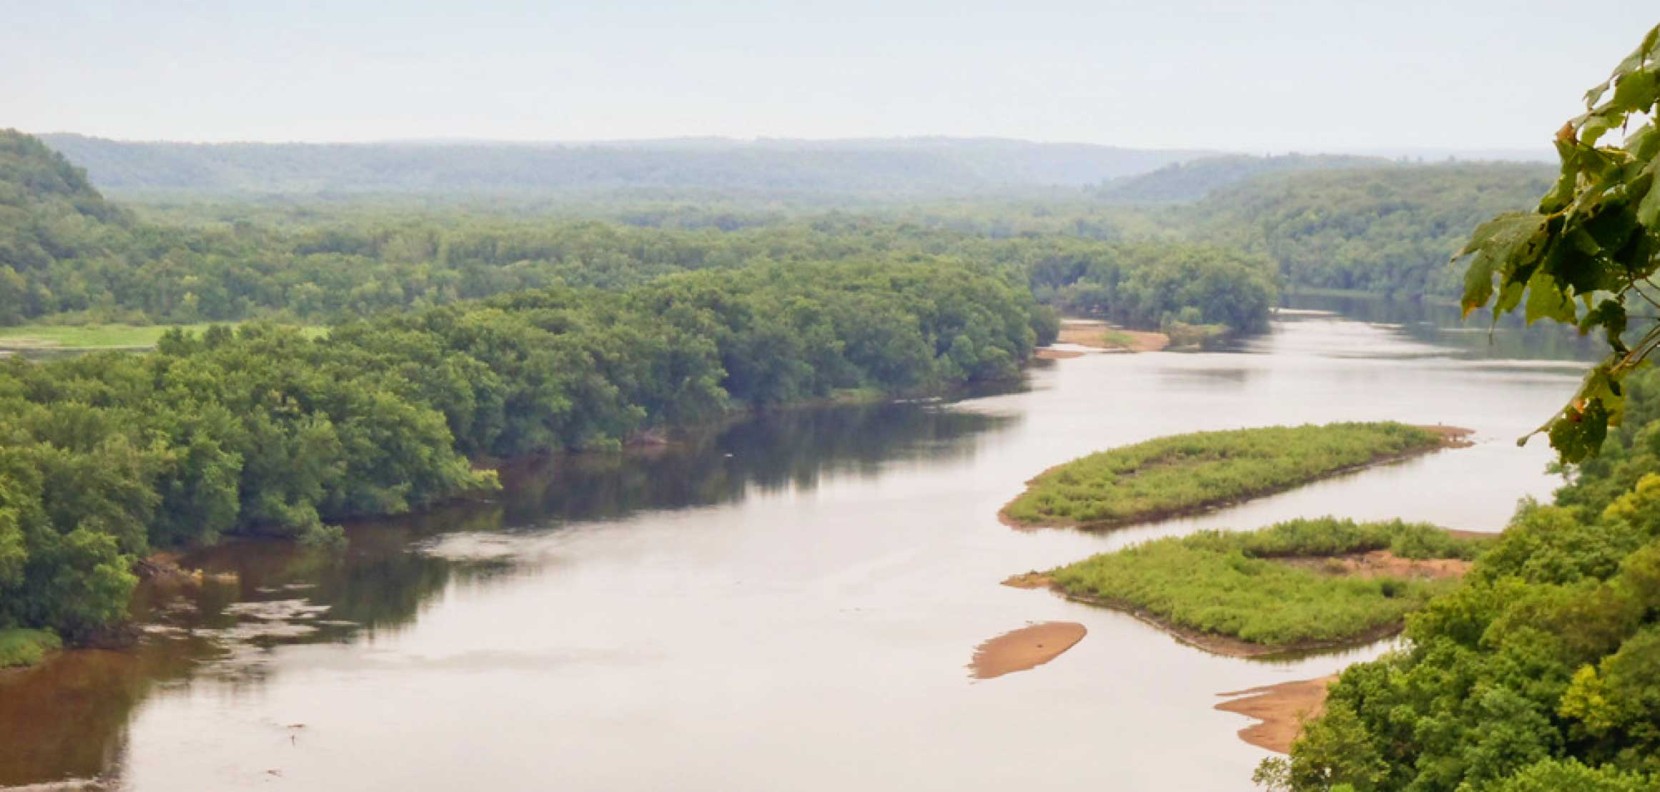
[0,399,1016,789]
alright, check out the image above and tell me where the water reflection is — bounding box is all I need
[504,403,1014,524]
[0,401,1013,789]
[1280,293,1604,362]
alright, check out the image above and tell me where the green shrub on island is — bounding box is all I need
[1001,422,1449,528]
[0,628,61,668]
[1049,518,1489,650]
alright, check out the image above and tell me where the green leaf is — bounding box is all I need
[1637,160,1660,228]
[1524,271,1576,325]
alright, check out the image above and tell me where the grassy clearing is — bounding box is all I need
[0,323,328,351]
[1163,321,1230,350]
[0,628,62,668]
[1101,329,1138,349]
[1001,422,1455,529]
[1049,518,1491,652]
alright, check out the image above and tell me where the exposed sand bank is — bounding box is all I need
[1034,348,1085,360]
[1278,549,1472,580]
[967,621,1086,680]
[1216,676,1338,753]
[1055,319,1169,353]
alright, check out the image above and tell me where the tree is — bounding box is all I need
[1459,24,1660,461]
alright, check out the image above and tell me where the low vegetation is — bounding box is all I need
[0,628,60,668]
[1047,518,1488,652]
[1001,422,1452,529]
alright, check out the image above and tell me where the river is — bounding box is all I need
[0,300,1592,791]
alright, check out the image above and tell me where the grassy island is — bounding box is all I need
[1000,422,1463,529]
[1036,518,1491,655]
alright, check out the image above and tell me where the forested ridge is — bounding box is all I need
[0,258,1042,640]
[1093,153,1388,205]
[37,134,1208,196]
[1185,164,1556,299]
[0,129,1275,335]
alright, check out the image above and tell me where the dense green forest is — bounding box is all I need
[0,129,1277,335]
[0,258,1041,640]
[1262,371,1660,789]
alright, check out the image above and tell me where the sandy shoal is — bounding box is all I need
[968,621,1087,680]
[1215,675,1338,753]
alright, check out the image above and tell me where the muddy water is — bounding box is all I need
[0,304,1588,791]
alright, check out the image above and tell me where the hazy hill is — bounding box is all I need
[1189,162,1556,297]
[1095,153,1390,204]
[38,135,1211,198]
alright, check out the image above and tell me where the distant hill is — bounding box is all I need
[1188,162,1556,298]
[1,130,129,320]
[1095,154,1393,204]
[37,135,1213,198]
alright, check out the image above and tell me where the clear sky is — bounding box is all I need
[4,0,1655,152]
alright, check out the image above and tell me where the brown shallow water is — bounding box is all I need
[0,302,1590,791]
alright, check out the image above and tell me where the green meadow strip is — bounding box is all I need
[1001,422,1459,529]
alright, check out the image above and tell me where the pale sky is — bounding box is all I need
[3,0,1655,151]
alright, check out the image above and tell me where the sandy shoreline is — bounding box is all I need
[967,622,1087,680]
[1053,319,1170,353]
[1216,676,1338,753]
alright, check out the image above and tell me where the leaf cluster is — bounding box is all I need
[1458,25,1660,462]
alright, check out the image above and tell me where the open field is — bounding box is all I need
[0,323,328,352]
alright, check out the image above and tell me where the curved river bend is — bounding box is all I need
[0,303,1588,791]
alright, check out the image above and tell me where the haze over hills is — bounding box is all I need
[37,134,1216,198]
[1094,154,1393,204]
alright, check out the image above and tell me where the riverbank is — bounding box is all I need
[1000,423,1471,530]
[1034,319,1167,359]
[1056,319,1170,352]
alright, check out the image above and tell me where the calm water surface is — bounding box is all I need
[0,303,1590,791]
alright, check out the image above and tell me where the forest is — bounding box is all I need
[1260,371,1660,789]
[0,125,1580,652]
[0,254,1043,640]
[1,129,1279,335]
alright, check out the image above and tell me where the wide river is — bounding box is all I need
[0,299,1594,791]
